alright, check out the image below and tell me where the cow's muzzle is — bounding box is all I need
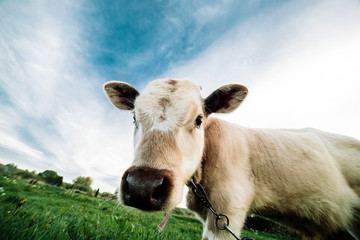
[121,166,173,211]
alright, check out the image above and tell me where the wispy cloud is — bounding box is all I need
[166,0,360,138]
[0,132,43,160]
[0,0,134,191]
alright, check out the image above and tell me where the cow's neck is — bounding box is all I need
[195,117,231,185]
[187,117,236,220]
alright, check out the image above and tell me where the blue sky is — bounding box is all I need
[1,0,360,194]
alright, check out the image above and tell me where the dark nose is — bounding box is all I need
[121,166,173,211]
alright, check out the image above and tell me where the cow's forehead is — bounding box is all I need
[134,79,203,132]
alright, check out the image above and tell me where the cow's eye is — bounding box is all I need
[133,115,136,124]
[195,115,203,128]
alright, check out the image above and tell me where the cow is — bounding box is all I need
[104,79,360,240]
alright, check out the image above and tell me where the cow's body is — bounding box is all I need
[104,79,360,240]
[188,117,360,239]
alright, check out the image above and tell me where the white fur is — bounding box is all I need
[134,79,202,132]
[202,219,218,240]
[133,121,142,151]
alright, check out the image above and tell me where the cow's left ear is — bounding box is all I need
[104,81,139,110]
[204,84,248,115]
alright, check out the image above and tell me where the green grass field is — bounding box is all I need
[0,176,299,240]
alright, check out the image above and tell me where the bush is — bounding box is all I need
[72,176,93,195]
[13,169,37,179]
[39,170,63,186]
[100,192,116,199]
[0,163,17,177]
[62,182,73,189]
[73,176,93,188]
[73,184,92,194]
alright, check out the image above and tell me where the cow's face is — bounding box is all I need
[104,79,247,211]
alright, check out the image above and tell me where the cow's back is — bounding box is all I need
[242,126,360,236]
[307,128,360,197]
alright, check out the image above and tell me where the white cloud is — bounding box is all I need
[166,0,360,140]
[0,1,134,192]
[0,132,43,160]
[195,4,228,23]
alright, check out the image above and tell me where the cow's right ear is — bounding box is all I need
[104,81,139,110]
[204,84,248,115]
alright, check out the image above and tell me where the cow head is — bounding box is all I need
[104,79,247,211]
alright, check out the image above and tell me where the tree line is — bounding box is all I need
[0,163,117,199]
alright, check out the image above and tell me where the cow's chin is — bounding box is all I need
[118,186,184,212]
[144,180,185,212]
[159,180,185,212]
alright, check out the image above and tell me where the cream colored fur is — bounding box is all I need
[104,79,360,240]
[131,79,206,210]
[195,118,360,239]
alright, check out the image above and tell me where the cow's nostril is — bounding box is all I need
[122,172,130,201]
[152,177,169,201]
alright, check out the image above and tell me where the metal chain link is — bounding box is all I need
[188,178,254,240]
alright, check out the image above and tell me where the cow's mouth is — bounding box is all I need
[121,166,174,211]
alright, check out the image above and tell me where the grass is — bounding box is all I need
[0,176,298,239]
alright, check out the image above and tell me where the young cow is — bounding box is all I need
[104,79,360,240]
